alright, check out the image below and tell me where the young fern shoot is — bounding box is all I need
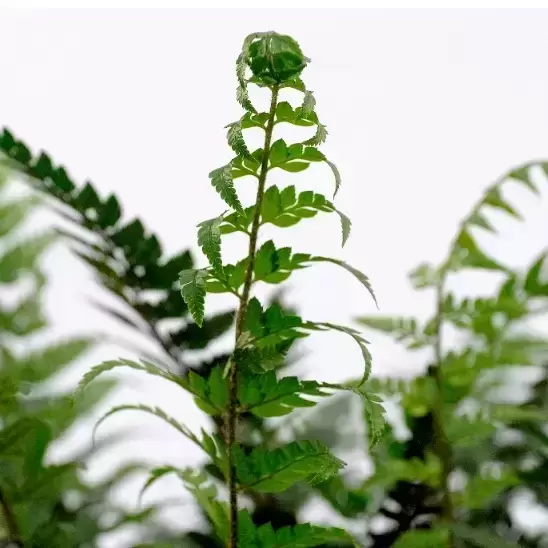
[179,32,384,546]
[78,31,385,548]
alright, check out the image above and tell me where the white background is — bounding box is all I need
[1,9,547,547]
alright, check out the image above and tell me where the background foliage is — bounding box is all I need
[0,167,166,547]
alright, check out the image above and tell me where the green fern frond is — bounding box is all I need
[234,440,345,492]
[197,215,225,277]
[209,164,244,214]
[179,268,208,326]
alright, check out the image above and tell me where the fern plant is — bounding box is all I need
[317,160,548,547]
[65,31,385,547]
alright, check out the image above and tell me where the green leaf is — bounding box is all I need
[449,229,509,274]
[29,151,53,179]
[110,217,145,248]
[97,194,122,228]
[0,417,50,456]
[51,166,75,192]
[25,420,53,479]
[451,523,520,548]
[468,210,496,233]
[232,152,262,179]
[226,120,253,160]
[483,186,522,220]
[242,111,269,129]
[243,300,308,349]
[309,256,377,308]
[356,315,416,335]
[508,165,538,193]
[179,269,208,327]
[275,101,295,122]
[182,367,233,417]
[254,240,281,281]
[362,392,387,448]
[260,185,335,228]
[278,161,310,173]
[236,33,261,113]
[234,342,293,376]
[236,84,256,113]
[197,215,224,277]
[202,366,228,410]
[234,440,345,493]
[261,186,352,247]
[299,90,316,118]
[269,139,289,166]
[524,251,548,297]
[300,147,326,162]
[268,139,322,173]
[304,123,328,146]
[219,206,254,235]
[280,77,306,91]
[237,370,331,417]
[336,209,351,247]
[253,241,312,284]
[326,160,341,197]
[181,468,230,541]
[204,261,246,294]
[73,181,101,211]
[209,164,244,214]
